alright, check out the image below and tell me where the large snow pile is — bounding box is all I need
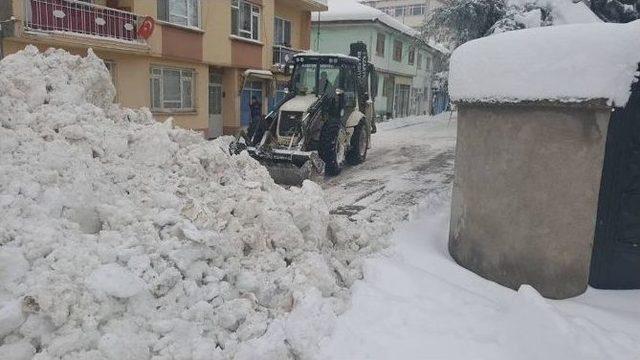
[0,46,380,360]
[449,20,640,106]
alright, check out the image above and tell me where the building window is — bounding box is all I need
[269,82,288,111]
[231,0,261,41]
[376,33,385,57]
[274,17,292,47]
[382,75,394,97]
[425,55,432,72]
[417,53,423,69]
[408,47,415,65]
[409,5,426,16]
[393,40,402,62]
[393,6,404,17]
[165,0,200,28]
[150,67,195,111]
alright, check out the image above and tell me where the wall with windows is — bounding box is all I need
[360,0,446,29]
[274,0,312,50]
[311,21,437,117]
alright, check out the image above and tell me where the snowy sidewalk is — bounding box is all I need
[319,199,640,360]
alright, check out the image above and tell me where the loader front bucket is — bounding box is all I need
[247,147,325,186]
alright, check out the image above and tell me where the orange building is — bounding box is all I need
[0,0,328,136]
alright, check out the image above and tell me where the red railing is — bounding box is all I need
[25,0,142,43]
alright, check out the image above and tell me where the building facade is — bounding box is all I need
[0,0,327,137]
[311,1,439,118]
[359,0,446,30]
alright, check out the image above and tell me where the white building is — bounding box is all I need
[359,0,446,30]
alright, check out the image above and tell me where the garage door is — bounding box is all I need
[590,71,640,289]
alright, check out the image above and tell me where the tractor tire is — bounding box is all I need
[347,120,369,165]
[319,117,346,176]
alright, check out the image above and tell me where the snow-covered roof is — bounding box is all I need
[449,20,640,107]
[312,0,419,38]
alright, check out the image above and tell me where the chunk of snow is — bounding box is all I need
[87,263,146,298]
[0,301,25,339]
[449,20,640,106]
[0,341,36,360]
[0,248,28,285]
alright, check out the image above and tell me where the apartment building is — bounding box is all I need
[0,0,328,137]
[359,0,445,30]
[312,0,441,118]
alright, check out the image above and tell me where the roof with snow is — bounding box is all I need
[449,20,640,107]
[313,0,418,36]
[312,0,449,54]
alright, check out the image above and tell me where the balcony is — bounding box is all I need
[300,0,328,11]
[25,0,143,44]
[273,44,300,66]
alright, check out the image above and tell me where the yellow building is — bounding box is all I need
[0,0,328,136]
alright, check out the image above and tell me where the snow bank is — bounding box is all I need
[0,46,381,359]
[450,20,640,106]
[321,200,640,359]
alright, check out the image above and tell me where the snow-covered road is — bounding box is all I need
[322,112,457,228]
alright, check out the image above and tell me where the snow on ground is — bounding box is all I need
[322,112,640,359]
[320,197,640,360]
[450,20,640,107]
[0,46,384,360]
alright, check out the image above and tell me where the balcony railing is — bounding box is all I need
[25,0,142,43]
[273,45,300,65]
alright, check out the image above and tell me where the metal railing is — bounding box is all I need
[273,45,299,65]
[25,0,142,43]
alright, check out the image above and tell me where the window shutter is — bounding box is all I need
[157,0,169,21]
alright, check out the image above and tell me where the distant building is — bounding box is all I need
[359,0,446,30]
[312,0,443,118]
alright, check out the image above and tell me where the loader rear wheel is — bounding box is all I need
[320,117,346,176]
[347,120,369,165]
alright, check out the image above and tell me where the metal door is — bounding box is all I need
[208,72,223,138]
[241,81,263,127]
[590,70,640,289]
